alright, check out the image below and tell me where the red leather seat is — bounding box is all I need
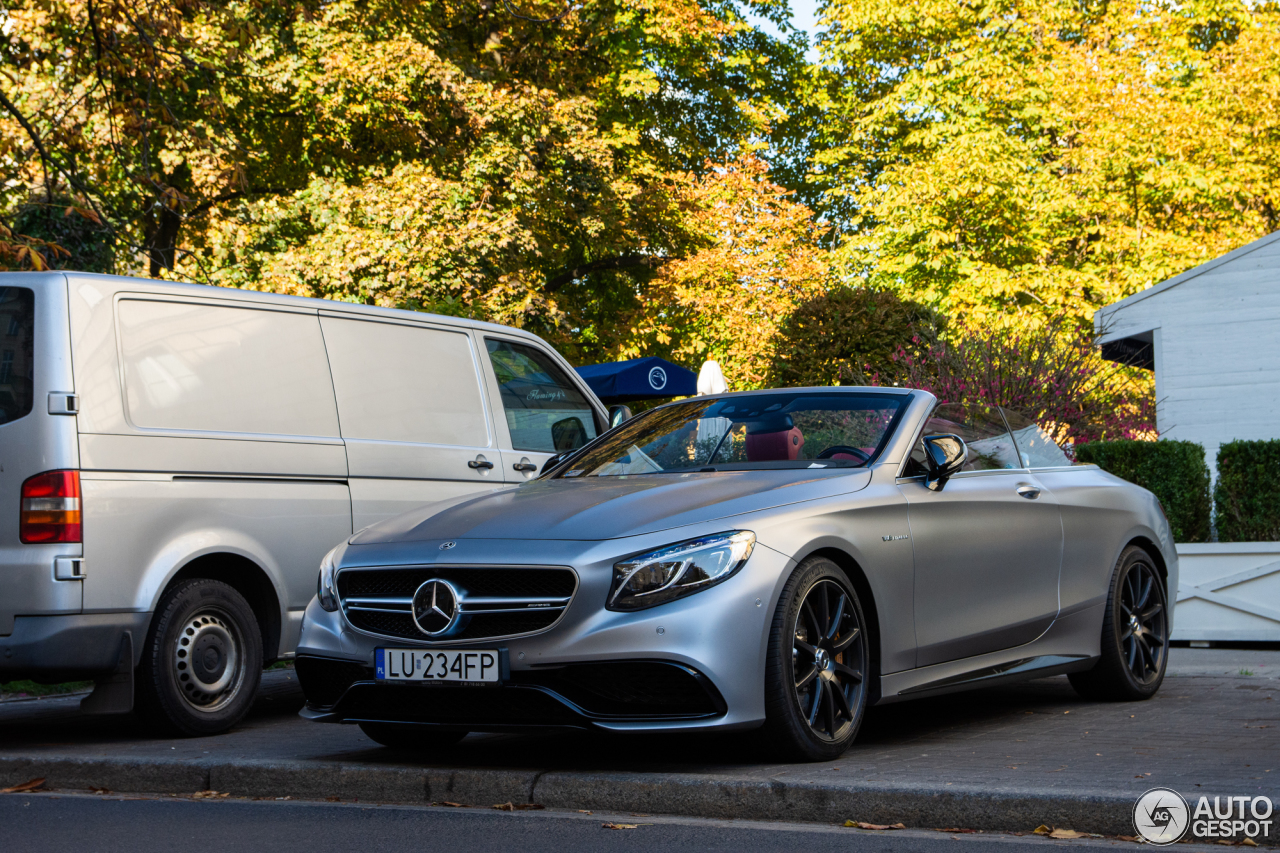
[745,426,805,462]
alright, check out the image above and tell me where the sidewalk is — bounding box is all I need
[2,650,1278,839]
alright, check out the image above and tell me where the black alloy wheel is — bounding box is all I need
[1119,558,1168,684]
[1069,545,1168,701]
[763,557,869,761]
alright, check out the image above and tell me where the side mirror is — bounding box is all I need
[551,417,587,452]
[540,451,569,475]
[922,434,967,491]
[608,405,633,429]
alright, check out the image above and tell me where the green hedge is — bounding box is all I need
[1075,439,1211,543]
[1215,440,1280,542]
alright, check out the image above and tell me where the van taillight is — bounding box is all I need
[20,470,81,543]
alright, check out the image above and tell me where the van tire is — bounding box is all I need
[137,579,263,737]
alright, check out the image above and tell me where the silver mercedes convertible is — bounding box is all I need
[295,387,1176,761]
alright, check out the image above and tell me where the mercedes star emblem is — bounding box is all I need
[411,579,461,637]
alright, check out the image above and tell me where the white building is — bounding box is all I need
[1096,229,1280,642]
[1096,229,1280,482]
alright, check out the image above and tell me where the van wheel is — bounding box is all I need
[358,722,467,751]
[137,579,263,736]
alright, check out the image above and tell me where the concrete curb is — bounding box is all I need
[0,754,1143,836]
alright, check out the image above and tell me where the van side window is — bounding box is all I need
[0,287,34,425]
[320,317,490,447]
[485,339,598,452]
[118,300,339,437]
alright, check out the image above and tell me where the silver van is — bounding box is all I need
[0,272,608,734]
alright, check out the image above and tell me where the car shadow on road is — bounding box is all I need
[0,670,1091,771]
[318,676,1092,771]
[0,668,306,745]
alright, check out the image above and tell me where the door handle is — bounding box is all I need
[1016,485,1041,500]
[468,456,494,470]
[512,459,538,473]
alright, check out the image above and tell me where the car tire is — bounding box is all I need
[761,557,870,762]
[136,579,263,737]
[358,722,467,751]
[1069,546,1169,702]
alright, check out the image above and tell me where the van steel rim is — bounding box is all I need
[792,579,865,741]
[173,609,244,713]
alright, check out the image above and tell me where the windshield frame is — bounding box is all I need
[543,390,911,479]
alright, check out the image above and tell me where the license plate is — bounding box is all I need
[376,648,501,683]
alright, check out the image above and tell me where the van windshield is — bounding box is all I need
[0,287,34,426]
[553,392,907,478]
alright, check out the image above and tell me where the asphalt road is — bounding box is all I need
[0,792,1232,853]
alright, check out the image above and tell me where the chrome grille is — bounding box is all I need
[337,566,577,643]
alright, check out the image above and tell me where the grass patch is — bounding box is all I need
[0,679,94,698]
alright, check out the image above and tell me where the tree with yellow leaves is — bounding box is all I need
[802,0,1280,325]
[620,156,831,388]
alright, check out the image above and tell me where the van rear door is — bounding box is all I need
[0,274,82,634]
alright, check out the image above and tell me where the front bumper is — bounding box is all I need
[294,536,794,732]
[296,655,728,732]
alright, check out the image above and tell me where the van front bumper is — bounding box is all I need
[0,613,149,682]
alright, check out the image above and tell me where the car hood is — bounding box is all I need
[349,468,873,544]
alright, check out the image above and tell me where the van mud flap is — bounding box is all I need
[80,632,134,715]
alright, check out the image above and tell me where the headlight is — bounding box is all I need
[608,531,755,612]
[317,547,340,612]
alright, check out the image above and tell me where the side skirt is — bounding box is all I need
[875,603,1104,704]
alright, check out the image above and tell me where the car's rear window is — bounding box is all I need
[0,287,34,426]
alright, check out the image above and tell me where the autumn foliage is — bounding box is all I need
[1,0,1278,431]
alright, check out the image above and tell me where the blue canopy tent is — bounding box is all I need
[574,357,697,404]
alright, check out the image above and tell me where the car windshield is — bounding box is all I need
[554,391,908,478]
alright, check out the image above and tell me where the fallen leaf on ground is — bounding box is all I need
[491,802,545,811]
[1033,825,1053,835]
[1243,839,1259,847]
[325,797,341,802]
[90,786,111,795]
[1049,829,1086,839]
[577,810,593,814]
[843,820,906,830]
[602,823,639,830]
[1,778,46,794]
[192,791,230,799]
[435,802,466,808]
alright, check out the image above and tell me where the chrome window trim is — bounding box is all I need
[335,563,580,647]
[896,467,1032,485]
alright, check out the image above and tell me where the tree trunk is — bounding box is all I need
[145,204,182,277]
